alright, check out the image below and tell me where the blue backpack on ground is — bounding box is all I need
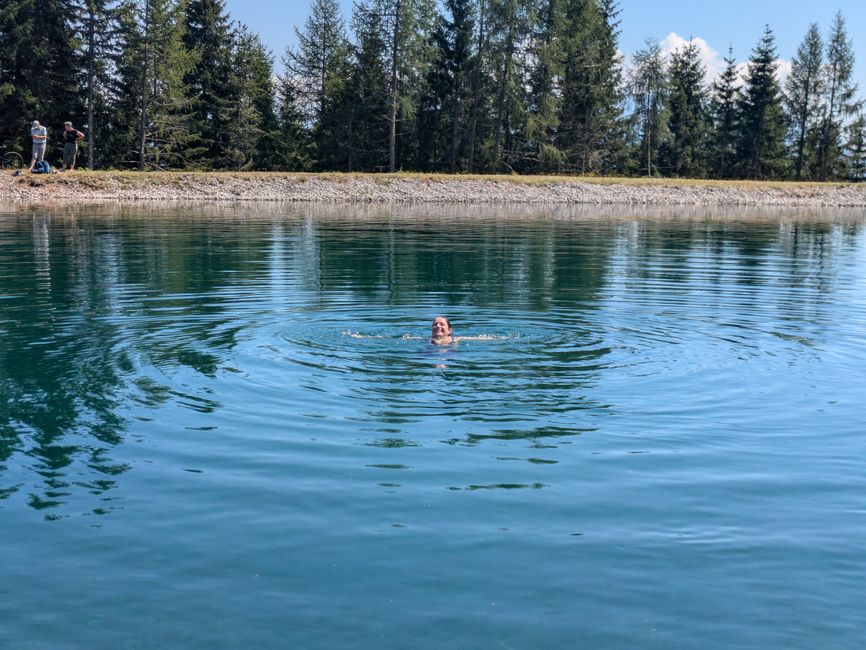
[33,161,50,174]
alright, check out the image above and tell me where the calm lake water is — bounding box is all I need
[1,203,865,649]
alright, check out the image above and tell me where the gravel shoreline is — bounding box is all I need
[3,172,866,207]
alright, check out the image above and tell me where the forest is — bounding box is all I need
[0,0,862,180]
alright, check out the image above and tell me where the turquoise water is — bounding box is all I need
[1,204,865,648]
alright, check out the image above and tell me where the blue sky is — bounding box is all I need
[224,0,866,94]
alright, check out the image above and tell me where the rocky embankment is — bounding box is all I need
[2,171,866,207]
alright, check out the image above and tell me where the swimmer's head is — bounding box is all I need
[431,316,452,341]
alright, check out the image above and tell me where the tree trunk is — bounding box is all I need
[388,0,402,173]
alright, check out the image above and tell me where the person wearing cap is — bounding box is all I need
[29,120,48,172]
[61,121,85,171]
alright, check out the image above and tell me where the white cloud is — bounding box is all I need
[642,32,793,88]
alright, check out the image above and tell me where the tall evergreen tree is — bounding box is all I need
[275,75,311,170]
[127,0,196,169]
[487,0,529,171]
[219,26,272,170]
[0,0,82,158]
[183,0,234,166]
[284,0,348,135]
[664,40,709,177]
[76,0,123,168]
[709,48,740,178]
[816,11,859,181]
[558,0,625,174]
[341,3,390,171]
[737,26,787,179]
[523,0,564,172]
[628,38,666,176]
[784,23,824,180]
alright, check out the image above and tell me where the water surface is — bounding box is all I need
[1,203,865,648]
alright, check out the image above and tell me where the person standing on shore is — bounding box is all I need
[62,122,84,171]
[29,120,47,172]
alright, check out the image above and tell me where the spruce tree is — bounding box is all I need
[558,0,625,174]
[737,26,787,179]
[219,26,270,170]
[275,75,311,170]
[487,0,529,171]
[665,40,709,177]
[76,0,123,169]
[709,48,740,178]
[784,23,823,180]
[816,11,859,181]
[126,0,196,170]
[183,0,234,166]
[0,0,82,159]
[628,38,666,176]
[284,0,348,141]
[523,0,565,172]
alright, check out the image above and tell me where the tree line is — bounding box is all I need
[0,0,862,180]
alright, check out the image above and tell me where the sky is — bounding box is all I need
[223,0,866,95]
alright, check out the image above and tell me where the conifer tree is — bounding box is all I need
[0,0,82,157]
[736,26,787,179]
[133,0,196,170]
[284,0,348,140]
[77,0,123,168]
[709,48,740,178]
[816,12,859,181]
[219,26,272,170]
[275,75,311,170]
[487,0,529,171]
[183,0,234,166]
[628,38,666,176]
[558,0,625,174]
[784,23,823,180]
[664,40,709,177]
[523,0,564,172]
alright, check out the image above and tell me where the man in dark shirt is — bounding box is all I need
[62,121,84,171]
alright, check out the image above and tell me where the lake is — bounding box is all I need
[1,203,865,649]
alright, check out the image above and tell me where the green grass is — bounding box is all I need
[13,169,858,191]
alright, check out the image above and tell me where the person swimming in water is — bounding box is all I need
[345,316,494,343]
[430,316,495,344]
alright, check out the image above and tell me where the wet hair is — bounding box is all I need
[433,316,452,330]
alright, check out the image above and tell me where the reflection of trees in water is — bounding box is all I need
[0,204,862,514]
[0,210,279,518]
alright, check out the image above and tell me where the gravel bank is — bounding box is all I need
[3,172,866,207]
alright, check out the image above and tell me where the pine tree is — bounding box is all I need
[137,0,196,169]
[283,0,348,139]
[558,0,625,174]
[628,38,666,176]
[275,75,311,170]
[737,26,787,179]
[183,0,234,166]
[784,23,823,180]
[487,0,529,172]
[709,48,739,178]
[816,12,859,181]
[76,0,123,169]
[523,0,565,172]
[0,0,83,159]
[665,40,709,177]
[342,3,390,171]
[219,26,271,170]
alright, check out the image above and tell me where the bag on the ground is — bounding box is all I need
[32,161,50,174]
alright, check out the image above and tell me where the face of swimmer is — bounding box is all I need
[431,316,452,341]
